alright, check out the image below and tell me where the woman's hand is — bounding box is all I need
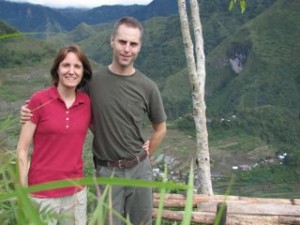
[143,140,150,156]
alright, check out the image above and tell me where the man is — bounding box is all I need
[89,17,167,225]
[21,17,167,225]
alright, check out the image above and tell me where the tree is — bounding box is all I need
[177,0,246,195]
[177,0,213,195]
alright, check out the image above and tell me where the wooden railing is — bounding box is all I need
[152,193,300,224]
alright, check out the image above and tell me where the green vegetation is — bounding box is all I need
[0,1,299,219]
[0,146,195,224]
[0,37,56,68]
[0,21,18,36]
[214,165,300,198]
[206,0,300,116]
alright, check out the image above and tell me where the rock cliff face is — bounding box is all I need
[229,56,243,74]
[227,40,252,74]
[229,52,249,74]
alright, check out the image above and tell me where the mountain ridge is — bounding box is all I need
[0,0,178,32]
[1,0,299,164]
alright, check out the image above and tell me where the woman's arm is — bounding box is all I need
[17,121,36,186]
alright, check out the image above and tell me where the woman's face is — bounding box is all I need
[57,52,83,89]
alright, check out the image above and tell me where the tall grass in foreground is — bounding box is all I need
[0,114,227,224]
[0,148,196,225]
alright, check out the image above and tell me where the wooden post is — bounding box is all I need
[214,202,227,225]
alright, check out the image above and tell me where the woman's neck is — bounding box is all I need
[57,85,76,108]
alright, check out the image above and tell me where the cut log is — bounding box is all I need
[197,202,300,216]
[152,209,300,225]
[153,193,300,224]
[153,193,300,208]
[153,193,300,205]
[227,214,300,225]
[152,209,215,224]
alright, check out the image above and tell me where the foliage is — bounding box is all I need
[213,165,300,199]
[235,164,300,184]
[161,68,193,118]
[0,20,18,36]
[0,147,195,224]
[238,106,300,164]
[0,36,56,68]
[175,105,300,165]
[229,0,247,13]
[0,0,300,214]
[174,114,196,137]
[200,0,300,165]
[206,0,300,116]
[0,115,192,224]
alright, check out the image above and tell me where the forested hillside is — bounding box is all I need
[0,0,299,179]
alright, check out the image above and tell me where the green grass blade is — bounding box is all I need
[0,177,186,201]
[88,183,110,225]
[155,164,168,225]
[214,174,235,225]
[15,184,43,225]
[0,32,48,39]
[181,163,194,225]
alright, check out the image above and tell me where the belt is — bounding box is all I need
[94,152,148,169]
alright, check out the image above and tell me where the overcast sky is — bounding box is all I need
[5,0,153,9]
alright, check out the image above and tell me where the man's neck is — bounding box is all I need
[108,64,135,76]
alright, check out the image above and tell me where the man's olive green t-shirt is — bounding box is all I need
[88,66,166,161]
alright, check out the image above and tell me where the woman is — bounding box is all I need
[17,44,92,225]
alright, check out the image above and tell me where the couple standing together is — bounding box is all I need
[17,16,167,225]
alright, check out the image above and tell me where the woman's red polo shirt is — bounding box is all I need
[27,86,91,198]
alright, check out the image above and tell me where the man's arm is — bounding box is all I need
[20,102,33,124]
[148,122,167,158]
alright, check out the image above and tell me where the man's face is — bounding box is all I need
[110,24,142,68]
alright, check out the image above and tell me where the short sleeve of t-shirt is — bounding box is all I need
[28,92,44,125]
[149,83,167,123]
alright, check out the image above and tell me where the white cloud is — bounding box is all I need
[5,0,153,9]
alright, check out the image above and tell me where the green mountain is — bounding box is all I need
[0,27,56,69]
[208,0,300,162]
[206,0,300,115]
[1,0,299,165]
[176,0,300,163]
[0,0,177,33]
